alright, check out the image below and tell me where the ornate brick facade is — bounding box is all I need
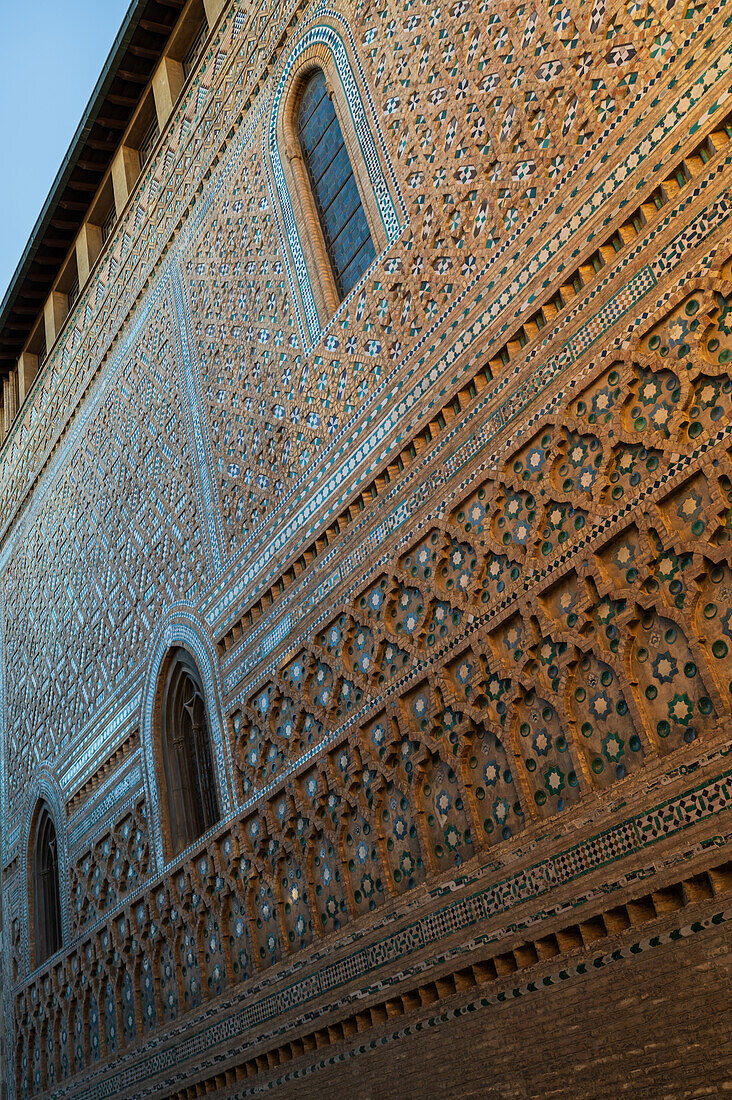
[1,0,731,1096]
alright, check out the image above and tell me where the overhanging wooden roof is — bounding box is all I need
[0,0,185,378]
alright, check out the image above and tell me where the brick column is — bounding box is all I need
[44,291,68,352]
[76,223,103,285]
[153,56,184,130]
[17,351,39,404]
[3,371,18,434]
[202,0,227,24]
[111,145,140,216]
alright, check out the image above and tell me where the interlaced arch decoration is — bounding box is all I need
[158,647,221,858]
[31,802,62,968]
[268,14,406,346]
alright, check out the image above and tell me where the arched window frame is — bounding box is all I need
[154,646,222,860]
[270,22,405,345]
[278,50,388,327]
[295,67,378,303]
[28,800,63,969]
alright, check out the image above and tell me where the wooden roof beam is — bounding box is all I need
[15,289,46,301]
[95,116,128,129]
[106,92,139,107]
[31,257,64,269]
[128,44,161,60]
[65,180,101,193]
[140,18,176,34]
[117,68,150,84]
[85,139,118,153]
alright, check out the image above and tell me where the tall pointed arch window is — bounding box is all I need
[297,68,376,300]
[33,803,62,966]
[160,648,220,857]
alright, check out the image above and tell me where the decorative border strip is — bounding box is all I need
[59,690,143,797]
[67,762,144,852]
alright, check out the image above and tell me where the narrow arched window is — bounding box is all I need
[161,649,220,856]
[33,804,62,966]
[297,68,376,299]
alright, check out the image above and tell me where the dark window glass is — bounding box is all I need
[68,276,80,309]
[101,203,116,244]
[161,648,220,856]
[34,804,62,966]
[297,69,376,299]
[183,18,209,80]
[139,119,160,169]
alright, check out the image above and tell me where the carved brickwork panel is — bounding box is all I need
[68,801,150,936]
[232,284,732,840]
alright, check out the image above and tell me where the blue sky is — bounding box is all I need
[0,0,131,301]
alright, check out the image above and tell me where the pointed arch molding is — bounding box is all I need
[19,769,69,976]
[140,610,232,870]
[267,10,407,348]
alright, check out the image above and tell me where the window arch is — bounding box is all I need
[159,648,220,857]
[271,26,405,341]
[33,802,62,966]
[296,67,376,300]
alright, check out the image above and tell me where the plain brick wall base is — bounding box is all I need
[271,922,732,1099]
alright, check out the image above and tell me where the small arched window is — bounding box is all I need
[161,648,220,856]
[33,803,62,966]
[297,68,376,300]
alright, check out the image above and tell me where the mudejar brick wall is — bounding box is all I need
[0,0,731,1096]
